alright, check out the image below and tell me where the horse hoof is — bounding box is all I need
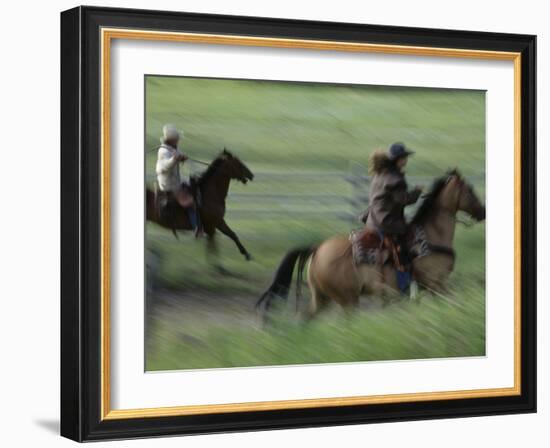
[214,265,231,276]
[245,253,252,261]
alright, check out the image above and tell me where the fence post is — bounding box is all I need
[346,161,369,223]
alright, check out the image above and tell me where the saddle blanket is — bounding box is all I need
[349,225,431,266]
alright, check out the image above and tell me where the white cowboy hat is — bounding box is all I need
[161,124,183,143]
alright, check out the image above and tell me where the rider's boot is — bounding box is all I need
[185,206,203,238]
[185,207,199,237]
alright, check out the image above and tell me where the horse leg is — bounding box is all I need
[330,287,359,319]
[304,275,330,322]
[205,225,241,276]
[304,264,330,321]
[413,255,453,296]
[304,289,330,321]
[206,230,217,260]
[204,227,224,274]
[216,219,251,261]
[356,264,398,307]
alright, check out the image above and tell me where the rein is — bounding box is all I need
[146,147,210,165]
[186,157,210,166]
[432,206,476,227]
[456,216,477,227]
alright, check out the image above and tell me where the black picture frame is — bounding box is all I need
[61,5,536,442]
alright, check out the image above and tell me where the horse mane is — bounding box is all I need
[410,169,460,225]
[193,150,232,185]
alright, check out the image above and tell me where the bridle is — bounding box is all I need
[433,176,477,227]
[416,175,482,264]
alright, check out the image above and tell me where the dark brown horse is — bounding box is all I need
[146,149,254,261]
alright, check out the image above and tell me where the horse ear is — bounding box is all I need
[447,167,461,178]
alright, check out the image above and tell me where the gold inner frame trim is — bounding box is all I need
[100,27,522,420]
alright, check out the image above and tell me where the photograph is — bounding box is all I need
[144,75,487,371]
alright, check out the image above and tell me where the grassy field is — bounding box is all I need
[144,76,486,371]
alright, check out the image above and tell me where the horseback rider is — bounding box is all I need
[156,124,202,237]
[361,143,423,290]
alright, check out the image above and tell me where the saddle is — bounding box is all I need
[349,228,407,271]
[154,181,202,226]
[350,228,415,293]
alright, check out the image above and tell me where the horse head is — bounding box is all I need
[442,169,485,221]
[220,148,254,184]
[411,169,485,225]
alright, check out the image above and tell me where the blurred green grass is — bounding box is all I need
[144,76,486,370]
[147,286,485,370]
[145,77,485,176]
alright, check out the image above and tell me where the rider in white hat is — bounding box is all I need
[156,124,201,236]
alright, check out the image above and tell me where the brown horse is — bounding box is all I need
[146,149,254,261]
[257,170,485,319]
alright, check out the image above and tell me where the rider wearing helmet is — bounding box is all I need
[365,143,422,235]
[362,143,423,289]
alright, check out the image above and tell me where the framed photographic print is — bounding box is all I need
[60,6,536,442]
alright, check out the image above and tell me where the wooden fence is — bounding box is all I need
[147,162,484,222]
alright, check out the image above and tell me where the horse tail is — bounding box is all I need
[295,248,314,313]
[255,246,316,316]
[145,187,155,221]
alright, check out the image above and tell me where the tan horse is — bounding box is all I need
[256,170,485,320]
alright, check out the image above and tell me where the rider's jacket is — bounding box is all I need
[365,166,421,236]
[156,143,185,192]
